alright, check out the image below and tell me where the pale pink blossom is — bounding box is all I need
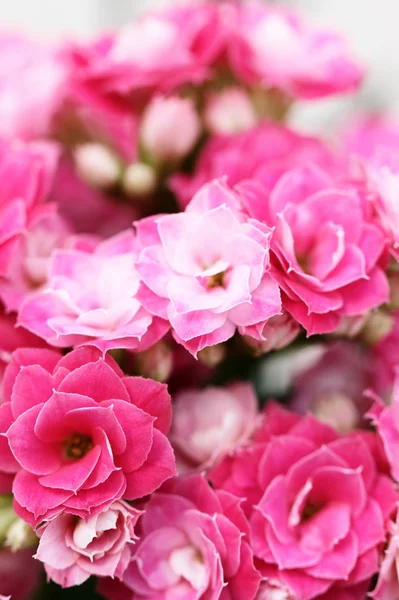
[0,346,175,526]
[140,95,201,164]
[135,180,281,356]
[204,87,257,136]
[99,475,261,600]
[170,382,259,471]
[18,229,169,352]
[36,500,142,587]
[210,402,397,600]
[242,312,300,356]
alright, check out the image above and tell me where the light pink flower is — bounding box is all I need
[171,121,338,209]
[0,139,59,278]
[245,164,390,335]
[135,180,281,356]
[170,382,259,471]
[35,500,141,587]
[0,34,70,141]
[0,346,175,527]
[140,95,201,164]
[0,548,42,600]
[99,474,261,600]
[210,402,397,600]
[232,3,364,98]
[18,229,169,352]
[371,312,399,396]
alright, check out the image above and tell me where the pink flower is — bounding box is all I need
[171,121,337,209]
[0,139,59,278]
[35,500,142,587]
[140,95,201,165]
[0,210,89,312]
[371,312,399,396]
[136,180,281,356]
[170,382,259,471]
[99,474,261,600]
[0,34,70,141]
[0,346,175,526]
[0,548,42,600]
[232,3,364,99]
[245,164,390,335]
[210,403,397,600]
[370,508,399,599]
[18,229,169,352]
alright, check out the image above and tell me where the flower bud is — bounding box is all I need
[312,391,359,434]
[5,519,37,552]
[204,87,257,135]
[122,162,157,197]
[256,581,295,599]
[74,143,121,189]
[140,95,201,164]
[135,341,173,382]
[361,310,394,345]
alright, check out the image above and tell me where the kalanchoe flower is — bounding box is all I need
[242,311,301,356]
[35,500,142,588]
[0,346,175,527]
[18,229,169,352]
[244,164,390,335]
[203,87,257,136]
[0,548,42,600]
[371,311,399,396]
[135,180,281,356]
[210,402,398,600]
[0,33,70,141]
[0,139,59,278]
[98,474,261,600]
[170,382,259,472]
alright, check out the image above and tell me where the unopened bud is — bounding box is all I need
[198,344,226,367]
[361,310,394,345]
[313,392,359,434]
[204,87,257,135]
[5,518,37,552]
[135,342,173,382]
[122,162,157,198]
[75,143,121,189]
[140,94,201,164]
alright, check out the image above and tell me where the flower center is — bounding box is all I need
[63,433,93,460]
[206,271,225,289]
[302,502,320,521]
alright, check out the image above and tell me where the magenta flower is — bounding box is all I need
[210,403,397,600]
[99,474,261,600]
[245,164,390,335]
[18,229,169,352]
[0,346,175,526]
[135,180,281,356]
[35,500,142,588]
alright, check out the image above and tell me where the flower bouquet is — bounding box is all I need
[0,2,399,600]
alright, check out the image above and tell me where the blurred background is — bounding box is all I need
[0,0,394,134]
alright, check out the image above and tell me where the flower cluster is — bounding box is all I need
[0,2,398,600]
